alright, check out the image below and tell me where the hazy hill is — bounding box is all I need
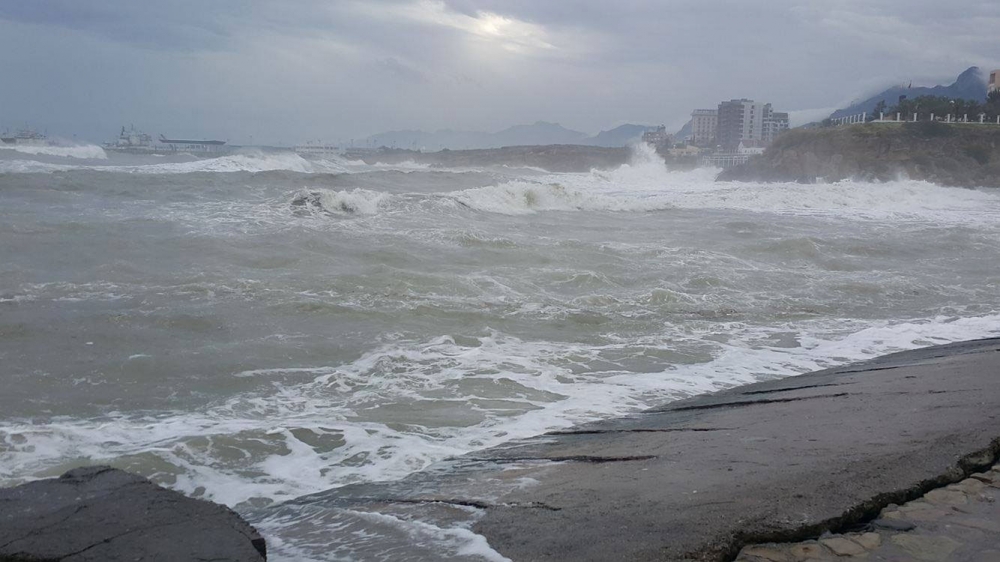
[492,121,588,147]
[830,67,988,120]
[674,119,693,140]
[585,124,655,147]
[362,122,655,150]
[351,145,630,173]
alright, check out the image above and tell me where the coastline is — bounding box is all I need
[278,337,1000,561]
[4,338,999,560]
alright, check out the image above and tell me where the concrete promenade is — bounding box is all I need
[298,338,1000,561]
[737,461,1000,561]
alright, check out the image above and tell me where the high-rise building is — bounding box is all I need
[717,99,765,150]
[990,70,999,93]
[690,109,718,146]
[716,99,788,149]
[763,110,789,144]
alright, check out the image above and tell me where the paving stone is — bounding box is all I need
[901,506,955,521]
[951,516,1000,533]
[734,460,1000,562]
[890,534,961,561]
[924,488,969,506]
[972,550,1000,562]
[788,542,829,560]
[851,532,881,550]
[819,536,866,556]
[739,545,793,561]
[871,518,915,531]
[952,478,987,495]
[970,473,995,485]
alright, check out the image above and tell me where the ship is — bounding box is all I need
[158,135,227,154]
[293,142,341,158]
[1,127,48,146]
[104,126,229,155]
[104,125,157,154]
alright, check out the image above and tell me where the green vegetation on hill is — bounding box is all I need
[718,122,1000,187]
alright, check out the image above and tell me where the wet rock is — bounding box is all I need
[0,466,266,561]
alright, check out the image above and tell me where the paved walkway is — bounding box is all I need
[738,464,1000,561]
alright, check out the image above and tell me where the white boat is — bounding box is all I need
[294,143,341,158]
[104,126,229,155]
[104,126,157,154]
[1,128,48,147]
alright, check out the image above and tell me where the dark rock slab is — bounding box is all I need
[293,338,1000,561]
[0,466,266,562]
[470,338,1000,561]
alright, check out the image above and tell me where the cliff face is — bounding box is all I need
[718,123,1000,188]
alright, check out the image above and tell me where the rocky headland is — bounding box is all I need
[718,122,1000,188]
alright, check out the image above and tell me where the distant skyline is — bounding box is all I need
[1,0,998,145]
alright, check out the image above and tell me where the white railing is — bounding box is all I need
[702,153,752,169]
[870,113,1000,125]
[831,113,867,126]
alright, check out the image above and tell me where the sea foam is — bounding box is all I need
[452,143,1000,224]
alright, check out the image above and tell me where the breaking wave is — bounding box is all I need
[292,188,389,215]
[0,143,108,160]
[3,314,998,511]
[0,151,350,174]
[453,180,674,214]
[452,144,1000,223]
[112,152,329,174]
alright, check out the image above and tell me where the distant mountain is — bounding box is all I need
[830,67,988,120]
[674,119,693,140]
[584,124,654,147]
[493,121,588,147]
[362,122,656,150]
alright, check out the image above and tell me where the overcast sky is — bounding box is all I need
[1,0,998,145]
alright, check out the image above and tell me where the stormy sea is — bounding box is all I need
[2,142,999,560]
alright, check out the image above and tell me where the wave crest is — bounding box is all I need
[0,143,107,160]
[292,188,388,215]
[452,144,1000,222]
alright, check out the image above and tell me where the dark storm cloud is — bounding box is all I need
[0,0,997,144]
